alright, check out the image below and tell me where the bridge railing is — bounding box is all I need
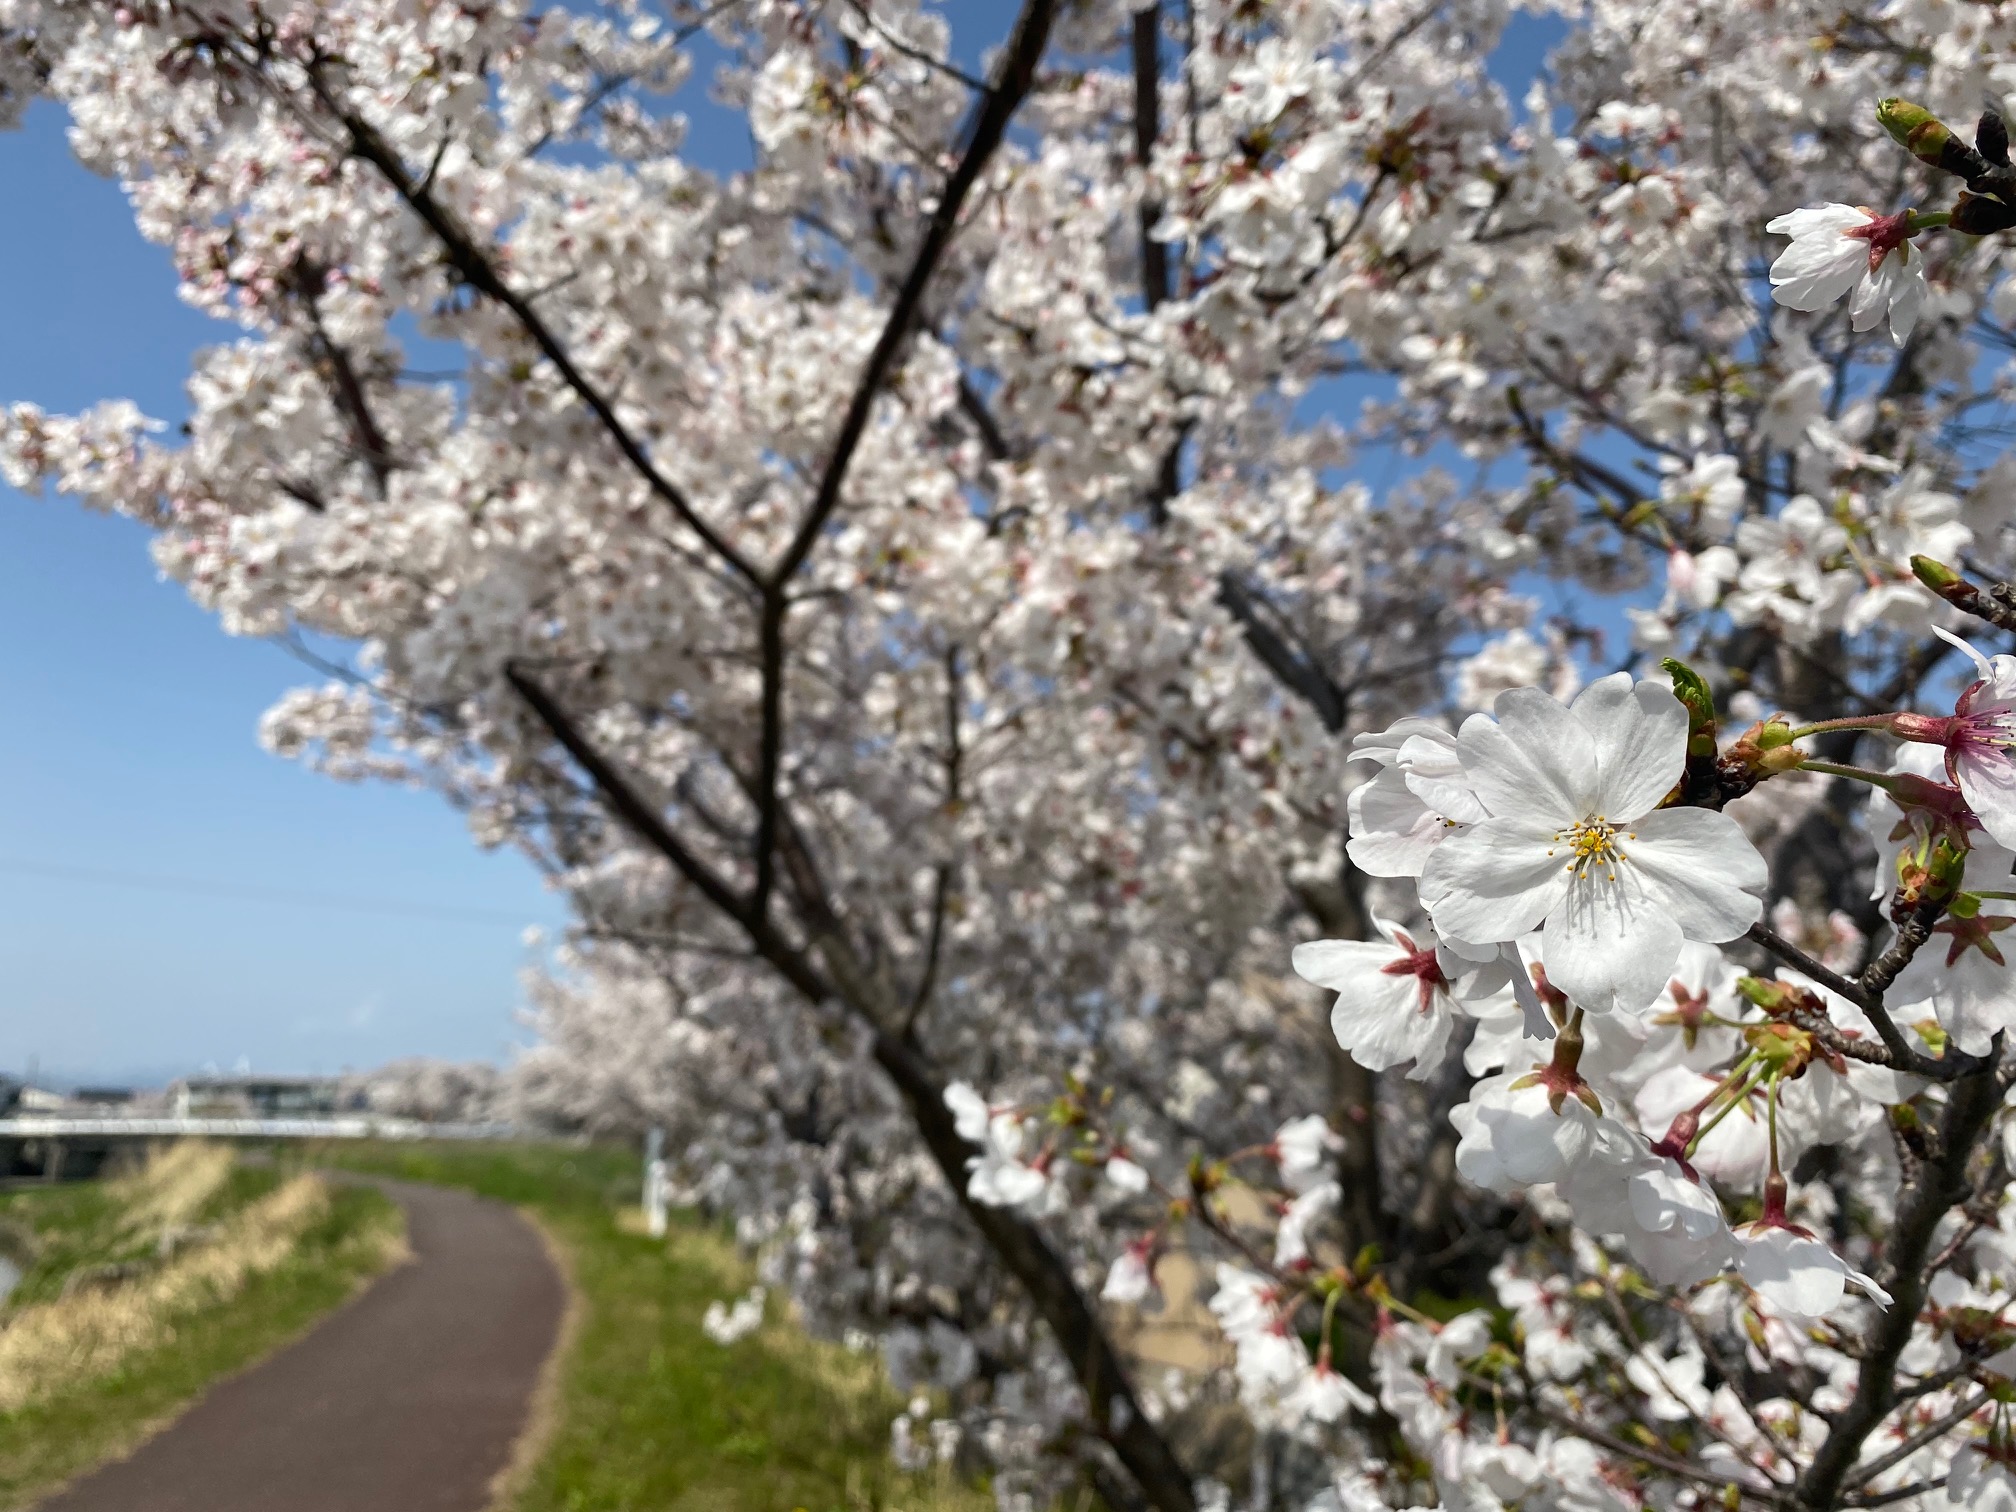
[0,1116,524,1141]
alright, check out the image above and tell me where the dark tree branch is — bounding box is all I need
[504,661,1195,1512]
[1131,4,1170,313]
[1843,1388,1990,1492]
[957,376,1013,461]
[750,0,1061,920]
[284,260,398,496]
[327,102,763,585]
[1217,570,1348,732]
[904,645,965,1035]
[1745,920,1970,1082]
[1795,1065,2004,1511]
[771,0,1060,589]
[1130,3,1185,525]
[845,0,990,92]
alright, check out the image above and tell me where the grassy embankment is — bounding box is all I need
[0,1142,403,1509]
[304,1140,990,1512]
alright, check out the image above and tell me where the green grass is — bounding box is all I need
[304,1140,988,1512]
[0,1156,403,1509]
[0,1160,285,1310]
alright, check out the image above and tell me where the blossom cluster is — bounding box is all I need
[17,0,2016,1508]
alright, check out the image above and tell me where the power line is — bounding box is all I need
[0,857,542,928]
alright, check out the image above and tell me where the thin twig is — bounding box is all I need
[749,0,1060,919]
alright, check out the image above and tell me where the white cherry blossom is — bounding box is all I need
[1737,1226,1892,1321]
[1420,675,1768,1014]
[1947,1447,2016,1512]
[1293,918,1510,1079]
[1452,1071,1600,1194]
[1767,204,1927,343]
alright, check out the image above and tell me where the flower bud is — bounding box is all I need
[1979,108,2011,168]
[1897,835,1969,909]
[1745,1021,1814,1073]
[1736,975,1820,1018]
[1753,717,1796,750]
[1910,553,2016,632]
[1911,553,1965,594]
[1878,97,1990,178]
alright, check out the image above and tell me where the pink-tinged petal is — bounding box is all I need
[1420,816,1573,943]
[1458,689,1598,823]
[1346,768,1447,877]
[1571,674,1688,821]
[1957,750,2016,853]
[1291,937,1400,991]
[1625,807,1768,940]
[1541,869,1683,1014]
[1332,977,1453,1080]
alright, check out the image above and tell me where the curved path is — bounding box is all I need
[36,1177,567,1512]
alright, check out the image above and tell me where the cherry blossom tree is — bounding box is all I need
[17,0,2016,1507]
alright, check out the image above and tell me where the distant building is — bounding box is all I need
[16,1086,66,1112]
[169,1076,348,1119]
[68,1087,135,1109]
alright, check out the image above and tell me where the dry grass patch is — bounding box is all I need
[0,1145,406,1509]
[0,1172,340,1413]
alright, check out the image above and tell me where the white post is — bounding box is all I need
[643,1126,668,1238]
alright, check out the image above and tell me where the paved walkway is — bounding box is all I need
[36,1177,566,1512]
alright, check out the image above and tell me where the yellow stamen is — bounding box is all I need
[1551,816,1631,884]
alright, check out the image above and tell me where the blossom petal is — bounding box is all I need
[1738,1230,1847,1320]
[1770,254,1864,313]
[1626,807,1768,941]
[1849,264,1888,332]
[1886,260,1926,344]
[1765,204,1868,239]
[1420,815,1573,943]
[1571,674,1688,820]
[1956,751,2016,854]
[1291,937,1397,990]
[1542,869,1683,1014]
[1347,767,1447,877]
[1457,688,1598,823]
[1933,624,1995,684]
[1332,977,1452,1078]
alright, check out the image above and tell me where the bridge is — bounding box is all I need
[0,1116,525,1180]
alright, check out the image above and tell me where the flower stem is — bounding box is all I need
[1689,1063,1765,1155]
[1798,759,1907,790]
[1317,1283,1342,1369]
[1766,1072,1781,1180]
[1787,715,1899,739]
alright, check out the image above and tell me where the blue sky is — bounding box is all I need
[0,105,570,1086]
[0,8,1561,1087]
